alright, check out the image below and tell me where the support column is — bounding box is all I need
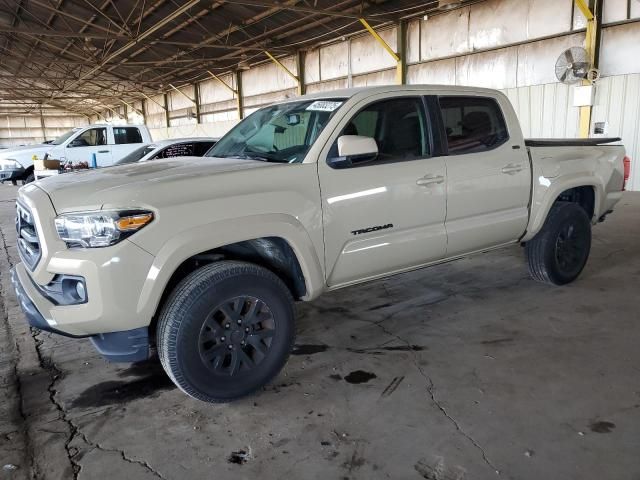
[39,106,47,142]
[194,82,201,124]
[396,20,407,85]
[576,0,603,138]
[235,71,244,120]
[296,50,306,96]
[163,93,170,128]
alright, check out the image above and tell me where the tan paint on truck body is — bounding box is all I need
[15,85,626,336]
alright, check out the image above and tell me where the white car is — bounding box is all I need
[114,137,219,165]
[0,124,152,184]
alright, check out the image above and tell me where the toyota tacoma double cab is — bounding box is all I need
[11,85,628,403]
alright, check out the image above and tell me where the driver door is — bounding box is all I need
[65,127,112,166]
[318,94,447,287]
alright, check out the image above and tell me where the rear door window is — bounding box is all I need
[439,96,509,155]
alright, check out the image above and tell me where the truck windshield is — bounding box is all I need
[51,128,81,145]
[207,98,345,163]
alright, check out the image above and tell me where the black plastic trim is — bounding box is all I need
[525,137,622,147]
[11,266,86,338]
[12,266,149,362]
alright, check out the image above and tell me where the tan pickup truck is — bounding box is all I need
[11,85,629,403]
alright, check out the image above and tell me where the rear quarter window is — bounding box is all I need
[114,127,143,145]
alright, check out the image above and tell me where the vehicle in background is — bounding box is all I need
[114,137,219,165]
[11,85,628,403]
[0,124,152,184]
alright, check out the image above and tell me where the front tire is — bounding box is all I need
[157,261,295,403]
[525,202,592,285]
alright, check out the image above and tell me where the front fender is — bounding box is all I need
[133,213,326,322]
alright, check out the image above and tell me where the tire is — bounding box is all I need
[11,180,17,186]
[525,202,592,285]
[22,173,35,184]
[157,261,295,403]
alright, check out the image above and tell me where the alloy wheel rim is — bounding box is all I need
[555,222,585,272]
[198,296,275,376]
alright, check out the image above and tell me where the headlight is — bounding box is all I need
[54,210,154,248]
[1,159,21,169]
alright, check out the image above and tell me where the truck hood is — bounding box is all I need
[35,156,278,213]
[0,144,51,158]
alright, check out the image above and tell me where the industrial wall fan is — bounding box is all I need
[555,47,599,84]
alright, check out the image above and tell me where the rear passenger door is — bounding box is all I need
[110,127,145,166]
[318,94,447,287]
[439,95,531,256]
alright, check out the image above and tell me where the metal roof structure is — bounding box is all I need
[0,0,481,116]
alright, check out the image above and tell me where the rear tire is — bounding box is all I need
[157,261,295,403]
[525,202,591,285]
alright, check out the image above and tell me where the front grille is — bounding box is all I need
[16,202,41,270]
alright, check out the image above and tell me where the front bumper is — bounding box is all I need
[11,265,150,362]
[0,167,25,182]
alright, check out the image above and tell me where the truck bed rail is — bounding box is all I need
[525,137,622,147]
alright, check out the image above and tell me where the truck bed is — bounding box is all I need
[525,137,621,147]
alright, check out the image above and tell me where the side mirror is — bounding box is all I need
[328,135,378,169]
[68,138,84,148]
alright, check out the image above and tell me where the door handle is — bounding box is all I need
[501,163,523,175]
[97,150,110,153]
[416,174,444,186]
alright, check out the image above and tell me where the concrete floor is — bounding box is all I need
[1,186,639,480]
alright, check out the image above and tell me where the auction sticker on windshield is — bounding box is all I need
[306,101,342,112]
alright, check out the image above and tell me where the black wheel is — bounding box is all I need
[11,180,17,186]
[22,172,35,184]
[525,202,591,285]
[157,261,295,403]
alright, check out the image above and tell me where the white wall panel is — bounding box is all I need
[468,0,529,50]
[600,24,640,76]
[241,56,297,96]
[168,84,195,110]
[527,0,573,38]
[407,19,420,64]
[456,48,518,89]
[350,27,397,75]
[199,75,235,104]
[320,42,349,80]
[603,0,628,23]
[420,8,470,61]
[304,49,320,84]
[351,69,395,87]
[407,59,457,85]
[305,78,348,94]
[146,94,165,115]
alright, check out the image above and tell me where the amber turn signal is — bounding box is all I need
[115,213,154,231]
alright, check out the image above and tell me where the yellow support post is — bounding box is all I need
[576,0,599,138]
[359,18,404,85]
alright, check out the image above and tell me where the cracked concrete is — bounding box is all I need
[1,185,640,479]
